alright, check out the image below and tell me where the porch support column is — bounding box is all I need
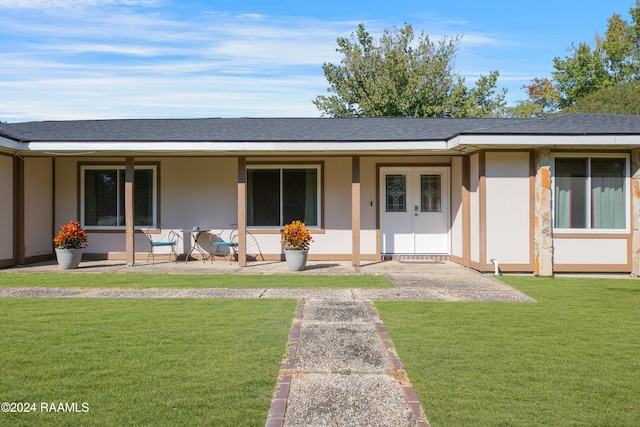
[237,157,247,267]
[13,156,25,265]
[631,149,640,276]
[351,156,361,267]
[124,157,135,267]
[534,148,553,276]
[461,155,471,266]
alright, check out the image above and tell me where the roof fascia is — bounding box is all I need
[0,135,21,153]
[17,139,448,154]
[449,134,640,150]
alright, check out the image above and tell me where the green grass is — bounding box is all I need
[0,273,392,289]
[0,298,297,426]
[376,276,640,427]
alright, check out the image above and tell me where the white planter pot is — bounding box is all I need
[284,249,308,271]
[55,248,83,270]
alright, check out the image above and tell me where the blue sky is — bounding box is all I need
[0,0,634,122]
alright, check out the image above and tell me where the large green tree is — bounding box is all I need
[313,23,506,118]
[515,5,640,116]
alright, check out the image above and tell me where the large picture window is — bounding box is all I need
[553,156,627,230]
[82,165,157,229]
[247,165,320,227]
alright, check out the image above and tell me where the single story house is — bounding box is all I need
[1,113,640,276]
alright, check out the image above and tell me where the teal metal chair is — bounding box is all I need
[144,225,180,264]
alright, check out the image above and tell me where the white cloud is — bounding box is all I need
[0,2,543,121]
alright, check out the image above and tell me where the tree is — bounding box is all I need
[449,71,507,118]
[552,42,612,107]
[520,5,640,117]
[508,77,561,117]
[313,23,506,118]
[563,82,640,115]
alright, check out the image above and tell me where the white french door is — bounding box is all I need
[380,167,450,254]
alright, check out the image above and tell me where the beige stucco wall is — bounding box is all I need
[360,157,381,256]
[54,157,78,227]
[24,157,53,259]
[0,155,14,261]
[554,238,628,265]
[484,152,531,265]
[161,157,238,228]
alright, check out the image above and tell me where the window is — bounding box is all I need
[385,174,406,212]
[81,165,157,229]
[553,156,627,230]
[420,174,441,212]
[247,165,320,227]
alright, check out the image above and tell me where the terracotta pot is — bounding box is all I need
[284,249,308,271]
[55,248,83,270]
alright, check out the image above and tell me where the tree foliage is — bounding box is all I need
[313,23,506,118]
[508,77,561,118]
[517,5,640,116]
[563,82,640,115]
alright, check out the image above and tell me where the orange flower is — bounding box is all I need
[53,221,88,249]
[281,220,313,250]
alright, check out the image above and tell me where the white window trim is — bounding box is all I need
[80,164,158,230]
[247,164,322,229]
[551,153,630,234]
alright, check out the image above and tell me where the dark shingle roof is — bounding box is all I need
[463,113,640,135]
[0,114,639,143]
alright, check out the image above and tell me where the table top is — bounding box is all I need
[183,228,210,233]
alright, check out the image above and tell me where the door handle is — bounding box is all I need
[414,205,419,216]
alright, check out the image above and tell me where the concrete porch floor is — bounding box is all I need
[1,258,535,303]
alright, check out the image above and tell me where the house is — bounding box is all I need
[1,113,640,276]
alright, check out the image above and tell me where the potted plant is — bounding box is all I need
[281,220,313,271]
[53,220,88,270]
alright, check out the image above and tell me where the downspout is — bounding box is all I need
[490,258,500,275]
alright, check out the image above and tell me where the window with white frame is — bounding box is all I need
[553,156,628,231]
[247,165,320,227]
[81,165,157,229]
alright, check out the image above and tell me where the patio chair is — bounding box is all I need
[197,225,265,264]
[196,226,238,264]
[143,224,180,264]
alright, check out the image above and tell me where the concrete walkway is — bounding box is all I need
[267,299,429,427]
[1,259,535,426]
[0,259,534,302]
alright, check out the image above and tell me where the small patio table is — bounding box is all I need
[183,228,210,262]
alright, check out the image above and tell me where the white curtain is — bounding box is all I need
[591,175,625,229]
[554,176,572,228]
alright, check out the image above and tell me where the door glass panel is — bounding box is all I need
[385,174,406,212]
[421,174,441,212]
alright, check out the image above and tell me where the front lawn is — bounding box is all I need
[0,273,392,289]
[0,298,297,426]
[376,276,640,426]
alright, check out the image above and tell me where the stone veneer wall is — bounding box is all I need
[534,149,553,276]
